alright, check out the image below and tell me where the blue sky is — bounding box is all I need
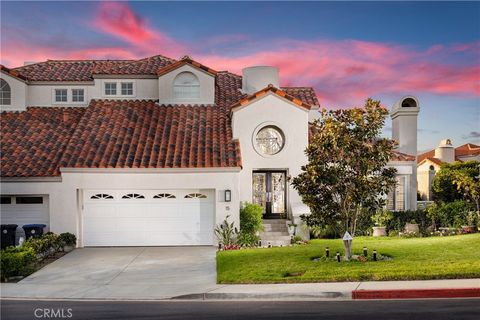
[1,1,479,152]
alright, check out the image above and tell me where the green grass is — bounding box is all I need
[216,234,480,283]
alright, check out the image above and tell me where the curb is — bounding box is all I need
[172,291,351,300]
[352,288,480,300]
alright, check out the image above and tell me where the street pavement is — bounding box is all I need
[1,299,479,320]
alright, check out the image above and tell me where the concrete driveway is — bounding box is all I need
[1,247,220,300]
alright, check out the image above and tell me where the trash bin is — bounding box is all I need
[22,224,46,240]
[1,224,18,250]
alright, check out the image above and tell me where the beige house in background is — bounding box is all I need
[417,140,480,200]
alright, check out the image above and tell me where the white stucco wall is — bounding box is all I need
[1,170,239,247]
[158,65,215,105]
[27,84,91,107]
[91,78,159,100]
[232,93,310,218]
[0,72,27,111]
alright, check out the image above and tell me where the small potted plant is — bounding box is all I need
[371,210,392,237]
[405,219,419,234]
[58,232,76,252]
[462,211,477,234]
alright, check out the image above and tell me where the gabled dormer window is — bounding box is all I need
[174,72,199,99]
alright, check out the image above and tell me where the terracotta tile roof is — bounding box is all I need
[417,143,480,164]
[59,100,242,170]
[419,157,444,166]
[417,149,435,164]
[390,151,415,162]
[157,56,217,77]
[1,107,85,177]
[231,85,313,112]
[93,55,176,75]
[455,143,480,158]
[281,87,319,107]
[11,60,134,82]
[1,65,27,81]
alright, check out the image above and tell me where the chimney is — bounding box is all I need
[391,96,420,157]
[242,66,279,94]
[434,139,455,163]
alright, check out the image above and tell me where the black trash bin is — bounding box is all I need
[22,224,46,240]
[1,224,18,250]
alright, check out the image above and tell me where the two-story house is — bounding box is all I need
[1,55,418,246]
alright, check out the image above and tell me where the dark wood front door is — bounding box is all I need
[252,171,286,219]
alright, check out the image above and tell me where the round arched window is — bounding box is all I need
[173,72,200,99]
[255,126,285,155]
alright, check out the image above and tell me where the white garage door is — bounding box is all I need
[83,190,215,246]
[0,195,50,242]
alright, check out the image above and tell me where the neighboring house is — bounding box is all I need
[1,55,418,247]
[417,140,480,200]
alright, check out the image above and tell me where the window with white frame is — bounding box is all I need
[173,72,200,99]
[121,82,133,96]
[72,89,85,102]
[104,82,117,95]
[387,176,406,211]
[0,79,11,105]
[54,89,68,102]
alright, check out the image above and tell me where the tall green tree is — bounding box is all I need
[292,99,397,236]
[432,161,480,206]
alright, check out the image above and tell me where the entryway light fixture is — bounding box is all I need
[225,189,231,202]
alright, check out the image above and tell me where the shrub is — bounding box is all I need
[214,215,238,246]
[371,209,393,227]
[59,232,77,247]
[24,237,50,257]
[310,224,339,239]
[238,202,264,246]
[385,209,429,234]
[427,200,474,229]
[0,246,36,281]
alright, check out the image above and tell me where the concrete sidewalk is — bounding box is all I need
[173,279,480,301]
[2,278,479,301]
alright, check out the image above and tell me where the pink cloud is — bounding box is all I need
[92,2,186,57]
[1,2,478,109]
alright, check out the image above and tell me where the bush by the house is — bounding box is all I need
[237,202,263,247]
[427,200,476,229]
[0,246,36,281]
[385,209,429,234]
[59,232,77,248]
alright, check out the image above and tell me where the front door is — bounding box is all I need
[252,171,286,219]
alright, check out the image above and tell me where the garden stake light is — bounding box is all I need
[336,252,340,262]
[373,250,377,261]
[325,247,330,258]
[363,247,368,257]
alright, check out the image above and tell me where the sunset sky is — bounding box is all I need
[1,1,479,152]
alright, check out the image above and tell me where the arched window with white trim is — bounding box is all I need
[173,72,200,99]
[0,79,11,105]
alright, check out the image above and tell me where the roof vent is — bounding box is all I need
[242,66,279,94]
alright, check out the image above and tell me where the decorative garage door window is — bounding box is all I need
[90,194,114,200]
[153,193,176,199]
[185,193,207,199]
[121,193,145,199]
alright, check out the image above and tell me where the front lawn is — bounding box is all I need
[217,234,480,283]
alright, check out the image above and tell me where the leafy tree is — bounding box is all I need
[432,161,479,205]
[451,162,480,212]
[292,99,397,236]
